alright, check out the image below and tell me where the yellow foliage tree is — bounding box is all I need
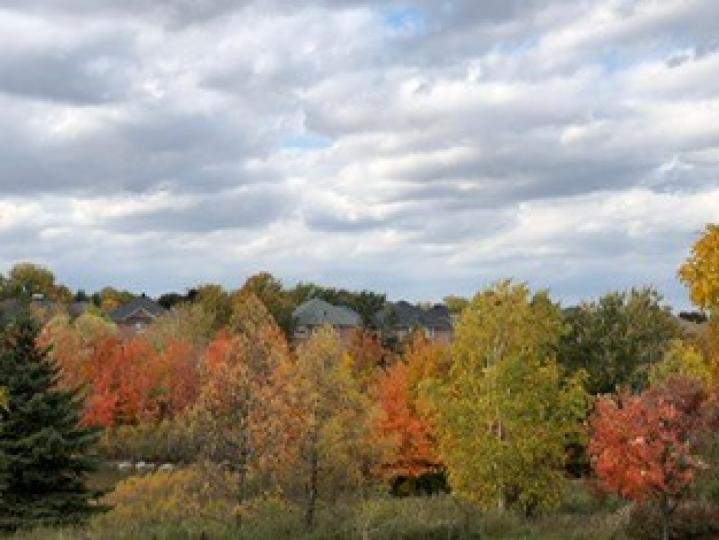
[648,339,712,388]
[433,281,588,515]
[679,224,719,311]
[272,326,377,529]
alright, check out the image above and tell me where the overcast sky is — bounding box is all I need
[0,0,717,307]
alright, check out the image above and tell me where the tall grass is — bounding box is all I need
[6,468,630,540]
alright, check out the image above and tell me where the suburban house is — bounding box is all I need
[109,294,167,333]
[375,301,453,345]
[292,298,361,343]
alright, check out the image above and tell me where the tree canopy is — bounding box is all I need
[560,287,680,395]
[0,314,104,531]
[433,281,588,515]
[679,223,719,312]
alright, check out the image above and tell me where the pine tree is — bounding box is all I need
[0,313,104,531]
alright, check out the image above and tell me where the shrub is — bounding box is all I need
[93,464,235,536]
[99,420,198,463]
[627,500,719,539]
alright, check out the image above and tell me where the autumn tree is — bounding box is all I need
[679,224,719,312]
[433,281,588,514]
[373,344,444,492]
[142,301,216,350]
[190,293,289,522]
[443,295,469,316]
[39,311,118,393]
[345,328,393,390]
[237,272,296,336]
[193,283,232,332]
[589,378,709,540]
[648,339,712,388]
[373,334,447,494]
[560,287,680,394]
[1,262,72,303]
[272,326,377,528]
[97,287,135,313]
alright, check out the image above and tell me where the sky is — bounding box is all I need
[0,0,717,308]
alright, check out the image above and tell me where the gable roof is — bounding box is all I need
[375,301,452,332]
[293,298,361,328]
[110,295,167,323]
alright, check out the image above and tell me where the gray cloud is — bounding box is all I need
[0,0,718,308]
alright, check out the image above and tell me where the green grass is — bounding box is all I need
[8,496,629,540]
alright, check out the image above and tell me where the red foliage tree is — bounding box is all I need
[589,377,709,540]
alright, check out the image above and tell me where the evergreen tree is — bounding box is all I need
[0,313,104,531]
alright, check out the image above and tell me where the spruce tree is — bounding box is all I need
[0,313,104,531]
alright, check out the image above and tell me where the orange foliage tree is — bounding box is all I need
[191,293,290,519]
[40,312,200,428]
[372,333,445,489]
[589,377,709,540]
[346,329,393,390]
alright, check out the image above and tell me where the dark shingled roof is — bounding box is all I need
[293,298,361,327]
[375,301,452,332]
[110,295,167,323]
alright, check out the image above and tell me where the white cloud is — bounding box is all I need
[0,0,717,307]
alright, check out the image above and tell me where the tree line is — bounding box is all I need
[0,223,717,539]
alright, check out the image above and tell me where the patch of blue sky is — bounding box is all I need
[382,5,427,37]
[281,132,331,150]
[597,48,627,74]
[501,36,540,60]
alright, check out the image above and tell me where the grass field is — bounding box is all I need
[8,467,631,540]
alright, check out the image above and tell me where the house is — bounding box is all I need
[292,298,361,343]
[109,294,167,333]
[375,301,453,345]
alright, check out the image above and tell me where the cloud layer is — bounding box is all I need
[1,0,717,306]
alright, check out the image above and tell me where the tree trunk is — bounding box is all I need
[660,496,670,540]
[235,447,248,528]
[305,438,319,529]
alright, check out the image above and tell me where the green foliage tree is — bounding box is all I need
[433,281,588,515]
[0,314,104,531]
[560,287,680,394]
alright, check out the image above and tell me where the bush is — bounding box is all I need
[560,479,625,515]
[99,420,198,463]
[627,500,719,539]
[93,464,236,536]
